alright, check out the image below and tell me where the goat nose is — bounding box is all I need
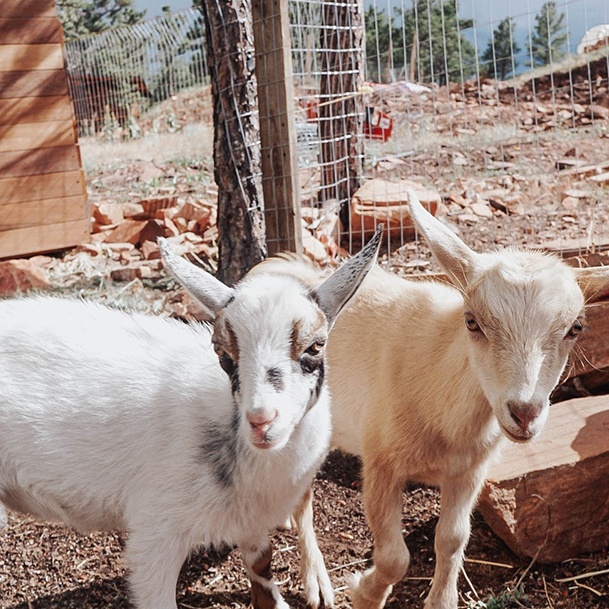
[247,409,277,430]
[507,400,541,431]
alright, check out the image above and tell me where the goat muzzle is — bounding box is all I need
[507,399,543,436]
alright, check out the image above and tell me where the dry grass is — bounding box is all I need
[79,123,214,172]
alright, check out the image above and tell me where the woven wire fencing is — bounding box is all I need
[291,0,609,264]
[64,7,209,139]
[65,1,609,263]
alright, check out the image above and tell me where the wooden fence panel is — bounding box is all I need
[0,44,64,72]
[0,19,62,45]
[0,197,88,231]
[0,121,75,153]
[2,0,56,19]
[0,121,74,152]
[0,171,86,206]
[0,220,91,259]
[0,70,68,99]
[0,96,73,126]
[0,3,91,258]
[0,147,81,179]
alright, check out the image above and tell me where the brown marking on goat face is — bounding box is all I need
[249,545,277,609]
[213,315,240,362]
[290,311,327,361]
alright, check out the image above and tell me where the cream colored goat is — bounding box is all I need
[255,190,609,609]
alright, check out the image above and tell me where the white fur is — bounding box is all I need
[255,191,609,609]
[0,233,381,609]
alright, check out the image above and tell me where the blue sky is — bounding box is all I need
[134,0,192,18]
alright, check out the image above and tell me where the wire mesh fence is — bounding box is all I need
[64,7,208,139]
[290,0,609,263]
[65,1,609,266]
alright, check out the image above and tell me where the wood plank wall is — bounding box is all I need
[0,0,90,258]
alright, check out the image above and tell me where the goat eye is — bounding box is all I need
[465,315,481,333]
[305,340,326,356]
[567,319,584,339]
[300,341,325,374]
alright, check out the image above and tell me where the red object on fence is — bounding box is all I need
[305,99,319,122]
[304,100,393,141]
[363,106,393,141]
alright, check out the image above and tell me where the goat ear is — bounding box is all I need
[314,224,383,329]
[574,266,609,303]
[407,188,478,289]
[159,238,234,313]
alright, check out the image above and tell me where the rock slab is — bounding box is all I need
[478,395,609,563]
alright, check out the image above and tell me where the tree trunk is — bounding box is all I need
[200,0,266,286]
[319,0,364,232]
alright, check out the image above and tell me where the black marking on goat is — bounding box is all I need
[218,353,236,378]
[266,367,284,392]
[200,406,241,488]
[300,351,323,374]
[307,360,325,411]
[229,364,241,395]
[307,289,322,308]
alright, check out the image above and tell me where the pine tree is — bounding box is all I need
[527,1,568,67]
[482,17,521,80]
[364,0,475,85]
[364,7,403,82]
[403,0,476,85]
[57,0,145,40]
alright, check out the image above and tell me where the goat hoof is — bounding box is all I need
[424,594,458,609]
[346,571,390,609]
[303,570,334,609]
[424,586,459,609]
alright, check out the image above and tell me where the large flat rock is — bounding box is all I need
[477,395,609,563]
[350,178,440,244]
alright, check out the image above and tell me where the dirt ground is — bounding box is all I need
[2,450,609,609]
[3,83,609,608]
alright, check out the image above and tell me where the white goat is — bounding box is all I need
[0,230,381,609]
[256,191,609,609]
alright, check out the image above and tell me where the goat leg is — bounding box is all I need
[294,486,334,608]
[242,540,290,609]
[425,469,486,609]
[125,527,190,609]
[348,461,410,609]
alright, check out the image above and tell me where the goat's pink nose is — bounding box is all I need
[247,409,277,430]
[507,400,541,431]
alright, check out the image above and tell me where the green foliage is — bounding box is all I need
[407,0,476,84]
[364,0,476,85]
[481,17,521,80]
[365,7,403,82]
[527,1,568,67]
[147,10,207,102]
[480,586,527,609]
[56,0,145,40]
